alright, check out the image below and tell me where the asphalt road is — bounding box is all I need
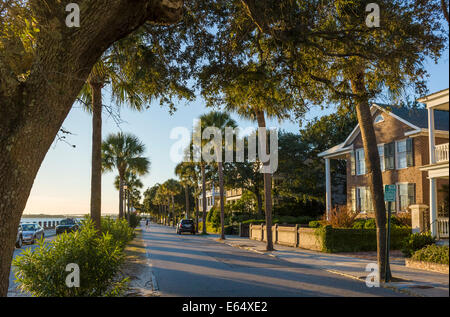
[144,223,406,297]
[8,229,56,295]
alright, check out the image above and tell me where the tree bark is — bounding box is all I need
[442,0,450,26]
[255,188,263,217]
[195,191,200,233]
[118,175,125,219]
[350,71,390,281]
[218,161,226,240]
[255,110,274,251]
[89,81,103,232]
[171,195,175,227]
[0,0,183,296]
[201,163,207,234]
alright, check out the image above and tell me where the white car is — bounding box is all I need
[20,223,45,244]
[15,225,23,248]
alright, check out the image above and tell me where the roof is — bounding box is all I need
[376,104,449,131]
[319,103,449,159]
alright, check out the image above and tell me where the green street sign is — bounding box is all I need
[384,185,396,202]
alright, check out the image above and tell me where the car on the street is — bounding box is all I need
[176,219,196,235]
[56,218,81,235]
[15,225,23,248]
[20,223,45,244]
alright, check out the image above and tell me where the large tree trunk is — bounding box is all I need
[0,0,183,297]
[89,81,103,232]
[218,162,226,240]
[255,187,263,217]
[350,71,390,281]
[255,110,274,251]
[201,163,207,234]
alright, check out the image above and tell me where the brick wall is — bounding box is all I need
[345,109,449,213]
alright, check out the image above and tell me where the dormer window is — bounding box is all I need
[374,115,384,123]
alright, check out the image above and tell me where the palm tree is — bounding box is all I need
[114,171,144,220]
[163,179,182,227]
[79,51,147,231]
[175,162,198,220]
[196,111,237,240]
[102,132,150,219]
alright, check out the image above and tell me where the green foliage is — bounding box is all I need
[128,213,141,229]
[12,220,131,297]
[206,206,221,230]
[315,227,411,253]
[401,233,437,257]
[101,217,135,249]
[309,220,323,228]
[273,216,314,225]
[412,245,449,265]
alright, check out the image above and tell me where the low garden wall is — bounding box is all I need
[405,258,449,274]
[249,224,411,253]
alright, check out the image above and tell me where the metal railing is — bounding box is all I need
[435,143,449,163]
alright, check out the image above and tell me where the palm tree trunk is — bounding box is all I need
[201,163,207,234]
[195,191,199,233]
[255,188,263,217]
[89,82,103,232]
[218,161,226,240]
[119,175,124,219]
[256,110,274,251]
[350,71,389,281]
[185,185,190,219]
[171,195,176,227]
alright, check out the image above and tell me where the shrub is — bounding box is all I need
[13,221,129,297]
[101,217,135,249]
[393,212,412,227]
[412,244,449,264]
[128,213,141,228]
[363,218,376,229]
[309,220,323,228]
[316,226,411,253]
[401,232,436,257]
[324,206,359,229]
[352,219,366,229]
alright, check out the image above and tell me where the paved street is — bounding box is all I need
[8,229,56,296]
[143,223,406,297]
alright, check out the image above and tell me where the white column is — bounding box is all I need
[325,158,332,220]
[430,177,438,238]
[428,107,436,164]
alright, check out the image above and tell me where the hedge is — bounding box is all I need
[314,226,411,253]
[411,244,449,265]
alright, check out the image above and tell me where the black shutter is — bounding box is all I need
[384,142,395,170]
[407,138,414,167]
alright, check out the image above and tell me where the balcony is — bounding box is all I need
[435,143,449,163]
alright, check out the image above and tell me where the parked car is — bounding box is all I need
[176,219,196,235]
[56,218,80,235]
[20,223,45,244]
[15,225,23,248]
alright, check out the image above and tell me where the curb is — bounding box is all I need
[211,237,433,297]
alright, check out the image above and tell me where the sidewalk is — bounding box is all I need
[203,233,449,297]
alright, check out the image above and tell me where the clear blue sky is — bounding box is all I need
[23,52,449,215]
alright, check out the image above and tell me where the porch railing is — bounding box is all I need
[435,143,449,163]
[437,217,449,239]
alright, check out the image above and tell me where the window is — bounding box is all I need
[396,139,408,169]
[355,148,366,175]
[378,145,385,171]
[374,115,384,123]
[352,186,373,213]
[397,183,415,212]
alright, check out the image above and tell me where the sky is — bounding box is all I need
[23,51,449,215]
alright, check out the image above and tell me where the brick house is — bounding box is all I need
[319,90,449,238]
